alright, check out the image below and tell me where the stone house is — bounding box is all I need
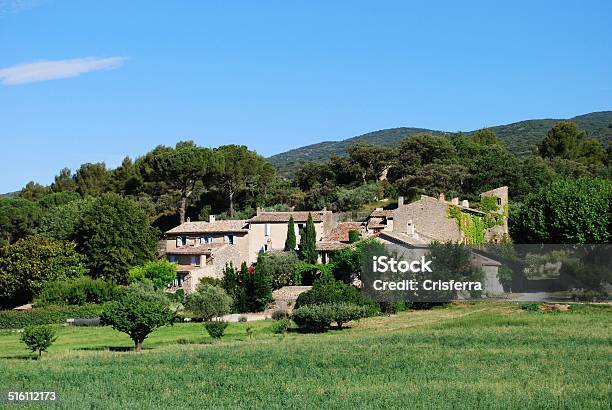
[164,210,337,293]
[367,186,509,245]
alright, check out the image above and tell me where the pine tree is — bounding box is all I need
[299,212,318,264]
[235,262,249,313]
[285,216,297,251]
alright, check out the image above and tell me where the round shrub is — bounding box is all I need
[271,317,291,334]
[292,303,371,331]
[271,309,289,320]
[295,278,376,310]
[185,285,232,321]
[205,320,229,339]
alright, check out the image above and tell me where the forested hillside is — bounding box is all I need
[269,111,612,177]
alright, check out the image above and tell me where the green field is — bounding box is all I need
[0,303,610,409]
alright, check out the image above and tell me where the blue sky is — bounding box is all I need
[1,0,610,192]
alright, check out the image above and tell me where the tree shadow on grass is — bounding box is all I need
[75,346,136,352]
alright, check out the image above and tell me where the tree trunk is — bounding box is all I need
[229,189,234,218]
[135,340,142,352]
[179,195,187,224]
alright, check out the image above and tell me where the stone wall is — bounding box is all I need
[392,195,462,242]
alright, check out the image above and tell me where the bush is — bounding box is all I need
[292,304,334,331]
[238,316,248,323]
[184,285,232,321]
[271,309,289,320]
[295,278,376,310]
[20,325,57,357]
[197,277,224,289]
[292,303,371,332]
[0,304,103,329]
[100,285,174,351]
[271,317,291,334]
[204,321,228,339]
[330,303,370,329]
[36,277,118,306]
[520,302,542,312]
[129,260,177,290]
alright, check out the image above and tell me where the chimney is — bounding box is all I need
[397,196,404,207]
[438,193,445,202]
[461,200,469,208]
[256,207,263,215]
[451,197,459,205]
[209,215,216,223]
[186,217,191,222]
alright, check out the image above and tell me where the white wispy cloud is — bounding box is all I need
[0,56,128,85]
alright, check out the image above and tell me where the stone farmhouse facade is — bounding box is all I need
[164,186,508,294]
[164,210,355,292]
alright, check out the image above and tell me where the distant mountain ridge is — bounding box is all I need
[268,111,612,177]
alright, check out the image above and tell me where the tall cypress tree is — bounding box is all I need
[250,254,272,312]
[299,213,318,264]
[285,216,297,251]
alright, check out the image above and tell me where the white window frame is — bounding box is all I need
[264,223,271,236]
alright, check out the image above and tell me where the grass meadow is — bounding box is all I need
[0,303,610,409]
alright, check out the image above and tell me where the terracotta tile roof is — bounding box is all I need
[369,209,394,218]
[326,222,364,242]
[249,211,327,223]
[166,220,248,234]
[315,241,350,251]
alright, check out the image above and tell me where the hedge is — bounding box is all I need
[0,304,103,329]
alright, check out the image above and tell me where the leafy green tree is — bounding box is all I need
[285,216,297,251]
[472,128,500,146]
[347,142,393,183]
[257,250,300,289]
[51,167,77,192]
[19,181,49,201]
[185,284,232,321]
[38,197,93,241]
[101,285,174,351]
[0,197,41,246]
[393,133,457,177]
[0,235,88,308]
[74,193,159,283]
[299,213,318,264]
[348,230,360,244]
[511,178,611,243]
[21,325,57,357]
[214,145,275,217]
[129,260,177,290]
[142,142,217,224]
[38,191,81,210]
[74,162,111,196]
[110,156,143,195]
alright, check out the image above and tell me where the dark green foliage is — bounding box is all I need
[129,260,177,290]
[511,178,611,243]
[291,303,370,331]
[100,285,174,351]
[222,262,250,313]
[37,191,80,210]
[285,216,297,251]
[74,162,111,196]
[257,251,300,289]
[0,197,41,246]
[198,277,224,288]
[539,121,586,160]
[329,247,361,283]
[348,230,360,244]
[428,242,484,300]
[0,235,88,308]
[271,309,289,320]
[38,197,93,241]
[20,325,57,357]
[250,254,273,311]
[74,193,159,283]
[0,304,103,329]
[214,144,275,217]
[204,320,229,338]
[19,181,50,201]
[271,317,291,334]
[185,285,232,321]
[295,278,375,310]
[36,277,118,306]
[472,128,501,146]
[299,213,318,264]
